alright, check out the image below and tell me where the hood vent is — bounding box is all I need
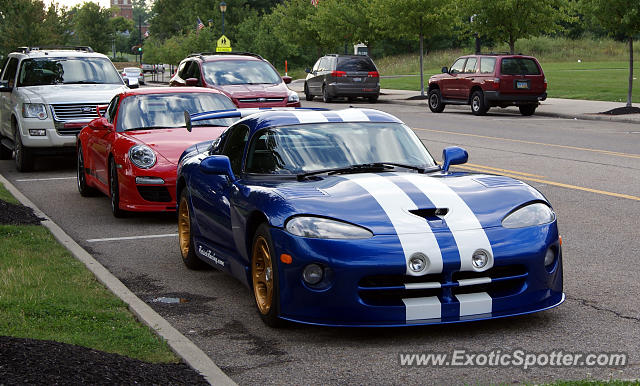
[474,176,524,188]
[409,208,448,220]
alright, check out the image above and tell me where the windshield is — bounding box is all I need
[245,122,436,174]
[202,60,282,85]
[17,57,123,86]
[116,93,237,131]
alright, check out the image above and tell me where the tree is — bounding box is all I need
[370,0,455,96]
[462,0,568,54]
[0,0,48,58]
[311,0,383,57]
[72,2,113,53]
[582,0,640,108]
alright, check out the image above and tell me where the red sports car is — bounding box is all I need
[76,87,236,217]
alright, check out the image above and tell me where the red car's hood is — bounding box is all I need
[215,83,288,98]
[123,127,225,165]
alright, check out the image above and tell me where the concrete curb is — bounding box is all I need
[0,173,236,386]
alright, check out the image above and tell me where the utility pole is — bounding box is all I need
[138,14,142,63]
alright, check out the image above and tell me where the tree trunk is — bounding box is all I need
[509,36,515,54]
[628,37,633,108]
[419,32,424,97]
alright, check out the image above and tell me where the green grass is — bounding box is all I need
[0,183,18,204]
[0,184,178,363]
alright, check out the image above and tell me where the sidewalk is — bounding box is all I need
[289,79,640,124]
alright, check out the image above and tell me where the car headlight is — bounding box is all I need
[22,103,48,120]
[285,216,372,239]
[128,144,156,169]
[287,90,300,103]
[502,203,555,229]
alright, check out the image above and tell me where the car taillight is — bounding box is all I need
[331,71,346,77]
[368,71,379,78]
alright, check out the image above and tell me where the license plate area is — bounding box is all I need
[515,80,530,89]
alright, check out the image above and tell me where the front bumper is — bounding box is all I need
[269,223,564,327]
[19,119,80,148]
[118,163,177,212]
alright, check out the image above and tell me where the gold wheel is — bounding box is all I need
[178,197,191,259]
[252,235,273,315]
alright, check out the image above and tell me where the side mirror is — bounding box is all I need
[305,68,311,74]
[88,117,113,131]
[282,75,292,84]
[441,66,448,74]
[0,80,12,92]
[441,146,468,172]
[96,105,108,118]
[200,155,236,181]
[185,78,199,86]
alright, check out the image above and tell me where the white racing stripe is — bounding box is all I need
[456,292,492,316]
[87,233,178,242]
[401,174,494,271]
[336,109,370,122]
[343,174,443,275]
[292,110,329,124]
[403,296,441,320]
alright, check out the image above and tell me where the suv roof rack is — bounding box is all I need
[476,52,525,56]
[187,52,263,60]
[17,46,95,54]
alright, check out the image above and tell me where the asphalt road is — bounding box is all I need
[1,95,639,384]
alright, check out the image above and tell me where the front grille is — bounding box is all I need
[137,186,172,202]
[51,103,100,136]
[358,265,527,306]
[237,98,285,103]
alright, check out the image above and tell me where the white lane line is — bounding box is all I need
[87,233,178,243]
[15,176,76,182]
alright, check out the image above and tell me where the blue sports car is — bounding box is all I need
[176,107,564,327]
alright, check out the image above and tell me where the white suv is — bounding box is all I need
[0,46,128,171]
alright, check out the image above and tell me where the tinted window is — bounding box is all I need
[479,57,496,74]
[202,60,281,85]
[105,95,120,123]
[2,58,19,87]
[244,122,436,175]
[449,58,465,74]
[500,58,541,75]
[222,125,249,175]
[463,58,477,73]
[336,57,376,72]
[17,57,122,86]
[116,93,236,131]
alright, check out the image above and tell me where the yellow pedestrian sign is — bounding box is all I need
[216,35,232,52]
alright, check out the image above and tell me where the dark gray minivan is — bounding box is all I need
[304,54,380,103]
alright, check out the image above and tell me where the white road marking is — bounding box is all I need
[15,176,76,182]
[86,233,178,243]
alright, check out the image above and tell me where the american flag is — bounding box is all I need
[311,0,319,6]
[197,17,205,31]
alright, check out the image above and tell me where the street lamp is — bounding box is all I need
[219,1,227,35]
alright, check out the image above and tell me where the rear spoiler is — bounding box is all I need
[183,107,329,132]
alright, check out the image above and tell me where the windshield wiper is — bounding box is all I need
[63,81,101,84]
[297,162,438,181]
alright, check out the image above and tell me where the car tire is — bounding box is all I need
[519,105,537,116]
[428,89,445,113]
[0,136,11,160]
[178,190,210,270]
[304,83,314,101]
[471,91,488,116]
[109,158,126,218]
[251,223,283,328]
[14,129,34,172]
[368,94,379,103]
[77,145,97,197]
[322,85,332,103]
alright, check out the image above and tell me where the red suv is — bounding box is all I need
[427,54,547,116]
[170,52,300,108]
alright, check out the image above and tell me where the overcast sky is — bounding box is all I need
[47,0,111,9]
